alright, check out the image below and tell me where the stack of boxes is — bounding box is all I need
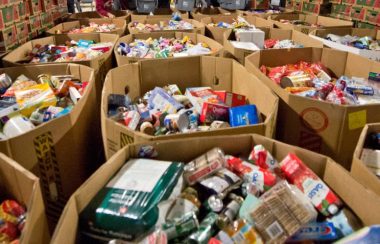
[302,0,331,15]
[330,0,352,21]
[286,0,303,12]
[0,0,67,52]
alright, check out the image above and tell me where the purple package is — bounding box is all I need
[148,87,183,114]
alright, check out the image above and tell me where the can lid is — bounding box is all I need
[208,195,224,213]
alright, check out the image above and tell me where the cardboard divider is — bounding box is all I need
[114,31,224,66]
[268,12,353,34]
[245,47,380,170]
[201,15,273,44]
[68,10,131,21]
[46,18,127,37]
[101,56,278,159]
[51,134,380,244]
[309,27,380,61]
[128,18,205,35]
[130,8,189,22]
[0,64,103,228]
[190,7,238,22]
[352,123,380,196]
[223,27,323,64]
[0,153,50,243]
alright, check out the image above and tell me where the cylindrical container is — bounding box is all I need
[280,74,312,88]
[164,113,190,132]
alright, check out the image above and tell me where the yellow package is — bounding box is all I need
[15,83,57,117]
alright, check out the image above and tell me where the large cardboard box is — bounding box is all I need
[190,7,237,22]
[0,25,17,52]
[51,134,380,244]
[352,123,380,196]
[0,64,102,227]
[28,14,41,32]
[201,15,273,44]
[15,20,29,45]
[309,28,380,61]
[245,47,380,170]
[128,18,205,35]
[68,10,131,21]
[114,31,224,66]
[2,33,118,100]
[224,27,323,64]
[365,9,380,25]
[1,5,15,27]
[237,9,293,19]
[101,56,278,159]
[130,8,189,22]
[356,0,380,8]
[269,12,353,34]
[46,18,127,37]
[0,153,50,243]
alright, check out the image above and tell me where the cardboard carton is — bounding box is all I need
[245,47,380,170]
[1,5,15,27]
[28,0,42,15]
[114,31,224,66]
[309,28,380,61]
[101,56,278,159]
[190,7,237,22]
[28,14,41,32]
[0,64,102,227]
[68,10,131,21]
[224,27,323,64]
[356,0,380,8]
[130,8,189,22]
[352,123,380,196]
[269,12,353,34]
[201,15,273,44]
[128,18,205,35]
[237,9,293,19]
[51,134,380,244]
[15,21,29,45]
[366,9,380,25]
[0,25,17,52]
[350,6,367,21]
[0,153,50,243]
[2,33,118,100]
[46,18,127,37]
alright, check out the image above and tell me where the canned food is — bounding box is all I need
[280,74,312,88]
[164,113,189,132]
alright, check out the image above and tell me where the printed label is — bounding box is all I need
[201,176,229,193]
[348,110,366,130]
[266,221,284,240]
[107,159,171,192]
[303,178,329,206]
[120,132,133,148]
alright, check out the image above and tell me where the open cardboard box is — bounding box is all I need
[224,27,324,64]
[0,153,50,243]
[51,134,380,244]
[201,15,273,44]
[309,27,380,61]
[130,8,189,22]
[68,10,131,21]
[0,64,103,227]
[46,18,127,37]
[101,56,278,159]
[128,18,205,35]
[352,123,380,196]
[237,9,294,19]
[245,47,380,170]
[114,31,224,66]
[269,12,353,34]
[2,33,118,100]
[190,7,238,22]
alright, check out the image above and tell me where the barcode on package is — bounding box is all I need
[266,221,284,240]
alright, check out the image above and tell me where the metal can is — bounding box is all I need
[140,121,154,135]
[37,74,55,88]
[216,194,244,230]
[162,211,199,240]
[164,113,189,132]
[183,148,226,185]
[280,74,312,88]
[205,195,224,213]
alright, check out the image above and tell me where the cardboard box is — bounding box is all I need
[130,8,189,22]
[302,2,331,15]
[269,12,353,34]
[0,153,50,243]
[46,19,127,37]
[115,31,224,66]
[40,12,53,28]
[68,10,131,21]
[352,123,380,196]
[201,15,273,44]
[356,0,380,8]
[28,0,42,15]
[2,33,118,101]
[331,3,352,17]
[309,28,380,61]
[101,56,278,159]
[366,9,380,25]
[245,47,380,170]
[351,6,367,21]
[190,7,237,22]
[342,0,354,4]
[250,0,270,8]
[15,21,29,44]
[51,134,380,244]
[0,25,17,51]
[1,5,15,27]
[238,9,293,19]
[357,21,379,29]
[329,0,341,3]
[28,14,41,32]
[42,0,54,11]
[0,64,102,227]
[224,27,323,64]
[128,18,206,35]
[17,1,27,20]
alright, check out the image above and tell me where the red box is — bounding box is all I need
[200,102,229,124]
[366,9,380,25]
[351,6,366,20]
[215,91,246,107]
